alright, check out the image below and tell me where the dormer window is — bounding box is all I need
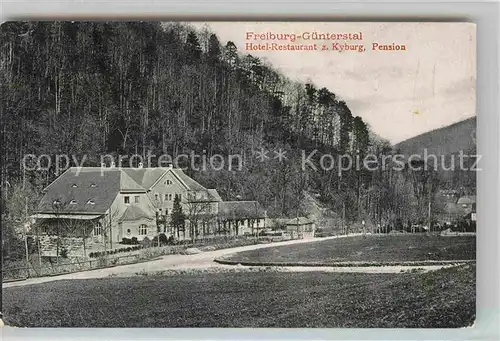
[72,184,78,188]
[164,180,172,185]
[90,183,97,188]
[69,200,77,205]
[87,200,95,205]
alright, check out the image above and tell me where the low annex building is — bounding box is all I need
[286,217,316,239]
[32,165,266,257]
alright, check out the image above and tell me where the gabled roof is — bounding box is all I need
[207,189,222,202]
[457,195,476,205]
[120,171,146,192]
[37,168,122,214]
[37,166,213,215]
[444,203,463,215]
[286,217,314,225]
[184,189,223,203]
[122,168,167,190]
[219,201,266,220]
[170,169,206,191]
[122,167,207,192]
[119,206,154,222]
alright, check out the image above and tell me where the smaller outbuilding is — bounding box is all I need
[286,217,316,239]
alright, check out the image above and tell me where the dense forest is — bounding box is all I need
[1,22,476,258]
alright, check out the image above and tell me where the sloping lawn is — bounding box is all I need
[224,235,475,264]
[3,264,475,328]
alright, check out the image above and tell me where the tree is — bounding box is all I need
[170,194,185,239]
[207,33,221,65]
[185,190,213,243]
[185,31,202,64]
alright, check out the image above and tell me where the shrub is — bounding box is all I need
[131,237,139,245]
[152,233,170,246]
[140,237,152,248]
[60,247,69,258]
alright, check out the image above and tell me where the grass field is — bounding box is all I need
[223,235,476,264]
[3,264,475,328]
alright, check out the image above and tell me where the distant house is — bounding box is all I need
[457,195,476,212]
[32,165,266,257]
[286,217,315,239]
[435,194,476,225]
[218,201,266,236]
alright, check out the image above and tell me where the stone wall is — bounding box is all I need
[39,235,96,258]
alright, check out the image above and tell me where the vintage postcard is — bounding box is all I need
[1,21,476,328]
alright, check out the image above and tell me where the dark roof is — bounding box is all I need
[37,166,213,215]
[218,201,266,220]
[38,168,122,214]
[119,206,154,222]
[286,217,314,225]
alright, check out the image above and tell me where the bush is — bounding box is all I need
[121,237,140,245]
[60,246,69,258]
[140,237,152,248]
[152,233,170,246]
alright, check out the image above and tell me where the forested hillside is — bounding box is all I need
[395,117,476,157]
[0,22,475,242]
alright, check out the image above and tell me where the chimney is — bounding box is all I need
[138,162,143,169]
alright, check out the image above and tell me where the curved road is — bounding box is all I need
[4,234,363,288]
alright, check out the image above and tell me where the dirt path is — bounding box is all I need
[3,234,362,288]
[3,233,468,288]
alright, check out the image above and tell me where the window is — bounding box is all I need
[124,196,130,204]
[256,219,260,225]
[72,184,78,188]
[178,194,181,201]
[69,200,77,205]
[87,199,95,205]
[155,193,159,201]
[53,200,61,205]
[169,194,173,201]
[93,223,102,236]
[139,224,148,236]
[164,180,172,185]
[134,196,140,204]
[90,183,97,188]
[164,193,168,201]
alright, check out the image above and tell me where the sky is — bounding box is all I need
[191,22,476,144]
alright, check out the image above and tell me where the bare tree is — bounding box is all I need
[185,190,214,243]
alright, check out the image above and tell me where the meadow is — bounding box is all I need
[222,234,476,265]
[3,264,475,328]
